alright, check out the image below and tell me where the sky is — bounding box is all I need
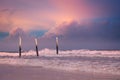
[0,0,120,51]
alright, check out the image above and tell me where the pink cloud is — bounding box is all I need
[1,0,117,33]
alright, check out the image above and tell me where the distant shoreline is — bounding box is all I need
[0,49,120,53]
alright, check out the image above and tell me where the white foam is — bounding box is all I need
[0,49,120,75]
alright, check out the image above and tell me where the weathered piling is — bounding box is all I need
[56,37,59,55]
[35,38,39,56]
[19,36,22,57]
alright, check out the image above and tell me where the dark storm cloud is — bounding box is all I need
[46,19,120,41]
[44,18,120,50]
[0,19,120,51]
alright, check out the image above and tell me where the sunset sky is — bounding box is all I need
[0,0,120,51]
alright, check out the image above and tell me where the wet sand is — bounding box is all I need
[0,64,119,80]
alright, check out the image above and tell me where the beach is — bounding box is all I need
[0,64,120,80]
[0,50,120,80]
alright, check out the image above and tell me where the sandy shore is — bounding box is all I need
[0,64,119,80]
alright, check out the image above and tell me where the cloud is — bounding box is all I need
[0,0,120,33]
[0,8,16,32]
[0,0,57,32]
[43,19,120,50]
[45,19,120,41]
[0,28,34,51]
[0,9,9,12]
[0,27,52,51]
[0,20,120,51]
[52,0,120,19]
[0,0,120,50]
[9,27,27,38]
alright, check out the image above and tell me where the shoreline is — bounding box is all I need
[0,64,120,80]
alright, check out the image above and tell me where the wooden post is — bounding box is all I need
[19,36,22,57]
[56,37,59,55]
[35,38,39,56]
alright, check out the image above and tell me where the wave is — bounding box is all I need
[0,48,120,75]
